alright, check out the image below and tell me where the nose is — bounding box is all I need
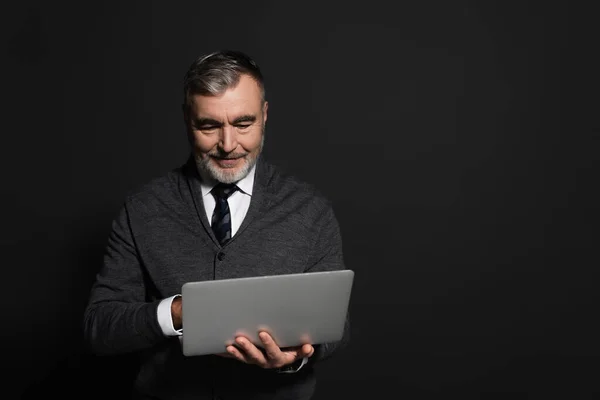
[219,125,238,153]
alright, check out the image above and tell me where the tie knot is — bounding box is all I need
[211,183,238,200]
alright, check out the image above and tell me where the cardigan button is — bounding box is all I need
[217,252,225,261]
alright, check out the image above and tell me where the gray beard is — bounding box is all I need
[195,135,264,184]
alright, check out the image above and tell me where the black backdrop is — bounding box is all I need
[2,1,598,399]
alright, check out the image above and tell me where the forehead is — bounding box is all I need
[188,74,263,118]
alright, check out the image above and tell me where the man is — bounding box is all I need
[83,50,350,400]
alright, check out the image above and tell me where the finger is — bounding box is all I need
[226,345,249,363]
[258,332,283,361]
[280,344,314,364]
[235,337,268,367]
[300,344,315,358]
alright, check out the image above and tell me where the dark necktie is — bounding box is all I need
[211,183,238,245]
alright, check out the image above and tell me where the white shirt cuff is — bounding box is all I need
[157,294,183,336]
[277,356,308,373]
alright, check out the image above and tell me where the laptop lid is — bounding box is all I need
[181,269,354,357]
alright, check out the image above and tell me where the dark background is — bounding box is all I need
[2,1,598,399]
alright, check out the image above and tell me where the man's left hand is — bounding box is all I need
[223,331,314,369]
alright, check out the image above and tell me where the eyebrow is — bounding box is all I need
[193,118,221,127]
[193,115,257,127]
[232,115,257,124]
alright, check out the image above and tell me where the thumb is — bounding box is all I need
[300,344,314,358]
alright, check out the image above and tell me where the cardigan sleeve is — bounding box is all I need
[304,203,351,364]
[82,202,167,355]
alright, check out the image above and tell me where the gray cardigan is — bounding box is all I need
[83,156,350,400]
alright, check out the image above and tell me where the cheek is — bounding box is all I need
[192,132,217,153]
[241,132,263,152]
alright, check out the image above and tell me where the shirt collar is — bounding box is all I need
[199,163,256,198]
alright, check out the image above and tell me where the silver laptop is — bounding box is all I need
[181,269,354,357]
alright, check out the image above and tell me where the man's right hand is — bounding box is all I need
[171,296,182,330]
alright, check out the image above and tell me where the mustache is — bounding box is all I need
[208,152,248,160]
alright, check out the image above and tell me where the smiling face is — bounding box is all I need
[184,74,268,184]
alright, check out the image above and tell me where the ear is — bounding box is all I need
[262,101,268,125]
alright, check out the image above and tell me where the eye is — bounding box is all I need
[196,125,218,132]
[235,124,252,130]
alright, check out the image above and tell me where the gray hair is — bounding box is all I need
[183,50,265,107]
